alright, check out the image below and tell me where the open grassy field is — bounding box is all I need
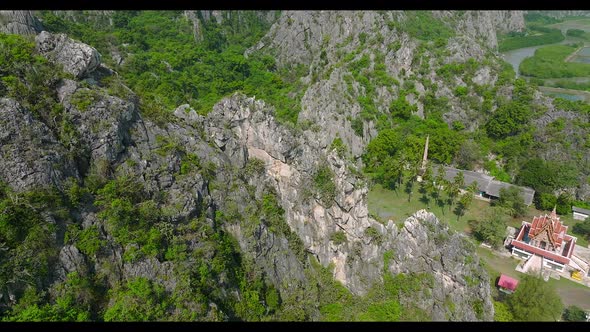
[367,183,589,247]
[366,183,488,235]
[520,44,590,78]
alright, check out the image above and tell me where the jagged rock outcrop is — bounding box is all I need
[0,98,78,192]
[55,245,88,281]
[385,210,493,321]
[202,93,494,320]
[435,11,525,50]
[123,258,177,293]
[35,31,101,79]
[57,79,136,168]
[0,10,42,35]
[183,10,279,43]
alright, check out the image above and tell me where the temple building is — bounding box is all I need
[510,207,577,272]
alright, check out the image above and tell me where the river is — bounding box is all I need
[500,38,590,102]
[500,39,574,78]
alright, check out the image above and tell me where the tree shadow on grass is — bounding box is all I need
[436,199,446,216]
[419,194,430,206]
[454,204,466,220]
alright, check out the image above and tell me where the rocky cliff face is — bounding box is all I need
[0,98,78,191]
[202,93,493,320]
[249,11,524,68]
[0,10,42,35]
[0,11,504,321]
[434,11,525,50]
[244,10,525,162]
[183,10,279,42]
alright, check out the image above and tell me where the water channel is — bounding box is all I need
[500,39,590,102]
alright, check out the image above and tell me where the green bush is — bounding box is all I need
[313,165,337,207]
[330,231,347,245]
[330,137,347,158]
[364,227,383,245]
[454,86,468,97]
[403,11,454,41]
[76,226,106,256]
[70,89,100,112]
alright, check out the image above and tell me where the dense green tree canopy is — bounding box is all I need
[507,274,563,321]
[562,305,587,322]
[495,186,527,218]
[471,207,508,248]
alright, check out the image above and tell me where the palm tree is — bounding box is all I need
[455,182,478,221]
[434,165,447,207]
[446,171,464,213]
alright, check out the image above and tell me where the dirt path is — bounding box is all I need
[556,288,590,311]
[565,46,583,63]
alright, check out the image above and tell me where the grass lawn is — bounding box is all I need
[548,277,590,310]
[476,247,520,278]
[367,183,488,235]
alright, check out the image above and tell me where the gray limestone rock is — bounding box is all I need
[0,98,78,192]
[35,31,101,79]
[0,11,42,35]
[201,94,494,320]
[123,257,177,293]
[55,245,88,281]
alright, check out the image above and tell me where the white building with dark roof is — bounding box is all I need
[442,166,535,206]
[573,206,590,221]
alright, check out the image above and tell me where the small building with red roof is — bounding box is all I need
[510,207,577,272]
[497,274,519,294]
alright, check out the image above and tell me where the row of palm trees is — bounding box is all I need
[379,153,478,220]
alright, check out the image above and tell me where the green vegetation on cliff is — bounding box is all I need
[38,10,303,124]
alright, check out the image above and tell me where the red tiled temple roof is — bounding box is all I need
[528,208,568,248]
[511,208,577,265]
[498,274,519,291]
